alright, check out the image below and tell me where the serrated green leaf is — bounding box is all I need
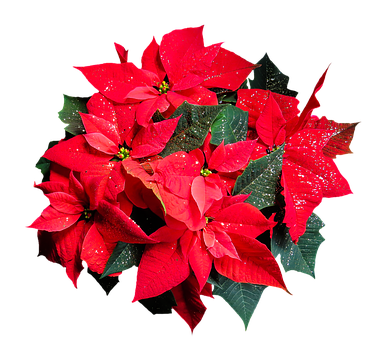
[232,146,284,210]
[271,213,325,278]
[249,54,298,97]
[159,102,225,157]
[213,274,267,329]
[58,95,89,136]
[100,241,144,279]
[210,105,248,145]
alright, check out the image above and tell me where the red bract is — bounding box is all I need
[43,93,180,207]
[78,26,255,127]
[29,171,155,287]
[133,198,285,309]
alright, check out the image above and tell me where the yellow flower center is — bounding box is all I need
[158,81,170,94]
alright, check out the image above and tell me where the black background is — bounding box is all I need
[20,17,365,338]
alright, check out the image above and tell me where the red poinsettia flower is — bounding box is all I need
[77,26,256,127]
[29,171,155,287]
[43,93,180,208]
[134,138,257,231]
[132,195,285,309]
[237,68,353,242]
[236,68,331,157]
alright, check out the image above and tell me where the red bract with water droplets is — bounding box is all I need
[79,26,256,127]
[29,171,155,286]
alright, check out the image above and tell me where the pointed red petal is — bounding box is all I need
[34,181,68,195]
[133,241,190,301]
[81,223,116,274]
[47,220,89,287]
[159,26,204,84]
[289,66,329,135]
[136,95,170,127]
[189,238,213,292]
[75,63,152,103]
[191,176,206,217]
[29,206,81,232]
[80,112,120,147]
[43,135,110,172]
[149,226,184,243]
[281,160,323,243]
[171,275,207,332]
[201,47,255,90]
[255,92,286,147]
[306,116,358,159]
[114,42,128,63]
[83,132,119,155]
[212,202,275,238]
[206,229,240,260]
[209,140,256,172]
[86,93,118,125]
[45,192,84,215]
[95,200,155,244]
[130,115,181,158]
[214,233,288,292]
[176,86,218,106]
[125,86,159,100]
[141,37,166,83]
[236,89,269,128]
[285,129,352,197]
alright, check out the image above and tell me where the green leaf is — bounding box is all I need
[249,54,298,97]
[232,145,284,210]
[100,241,144,279]
[35,141,59,182]
[159,102,225,157]
[210,105,248,145]
[271,213,325,278]
[213,274,267,329]
[58,95,89,136]
[139,290,177,315]
[85,268,120,296]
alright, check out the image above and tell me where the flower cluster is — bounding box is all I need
[29,26,357,331]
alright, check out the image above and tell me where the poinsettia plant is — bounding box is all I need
[29,26,357,331]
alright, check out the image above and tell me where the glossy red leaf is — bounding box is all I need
[159,26,205,84]
[201,47,255,90]
[214,233,288,292]
[236,89,270,128]
[141,37,166,83]
[43,135,110,173]
[289,66,329,136]
[188,238,213,291]
[83,132,119,155]
[212,202,275,238]
[135,94,170,127]
[80,113,120,147]
[81,223,116,274]
[281,159,323,243]
[95,200,156,244]
[45,192,84,215]
[130,115,181,158]
[133,241,190,301]
[255,92,286,147]
[75,62,152,104]
[171,275,207,332]
[29,206,81,232]
[114,42,128,63]
[46,220,90,287]
[208,140,256,172]
[86,92,118,124]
